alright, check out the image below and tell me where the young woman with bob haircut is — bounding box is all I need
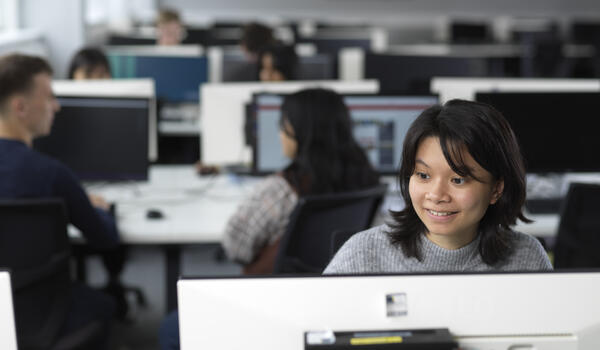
[325,99,552,273]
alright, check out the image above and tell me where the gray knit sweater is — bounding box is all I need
[323,225,553,274]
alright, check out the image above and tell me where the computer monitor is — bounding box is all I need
[200,80,379,165]
[251,94,438,174]
[178,271,600,350]
[476,91,600,173]
[107,46,208,103]
[36,79,155,181]
[365,53,488,94]
[0,271,17,350]
[221,52,334,82]
[450,21,491,44]
[430,77,600,103]
[571,21,600,44]
[34,96,150,181]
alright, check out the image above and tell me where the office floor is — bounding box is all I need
[86,245,241,350]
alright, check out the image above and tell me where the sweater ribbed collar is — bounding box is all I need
[418,233,481,271]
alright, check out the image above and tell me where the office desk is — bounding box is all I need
[78,165,261,311]
[78,165,562,312]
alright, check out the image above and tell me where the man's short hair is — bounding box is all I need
[157,8,181,25]
[0,54,53,109]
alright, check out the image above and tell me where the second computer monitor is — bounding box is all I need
[34,96,150,181]
[252,94,438,174]
[476,91,600,173]
[109,54,208,103]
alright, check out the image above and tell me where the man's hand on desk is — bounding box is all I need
[88,193,111,211]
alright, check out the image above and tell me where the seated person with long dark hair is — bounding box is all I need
[257,43,298,81]
[159,88,380,350]
[68,47,111,80]
[325,100,552,274]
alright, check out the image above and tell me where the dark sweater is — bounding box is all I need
[0,138,119,249]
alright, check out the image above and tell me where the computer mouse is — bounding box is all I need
[146,208,164,219]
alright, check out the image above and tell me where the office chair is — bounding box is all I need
[0,198,104,350]
[330,228,362,259]
[273,184,388,273]
[553,183,600,268]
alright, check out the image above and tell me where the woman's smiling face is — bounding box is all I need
[408,136,503,249]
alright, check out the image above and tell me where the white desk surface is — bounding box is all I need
[75,165,560,245]
[79,165,261,244]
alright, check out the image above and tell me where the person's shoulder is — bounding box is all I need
[256,174,295,195]
[343,224,392,250]
[510,230,545,250]
[503,230,552,270]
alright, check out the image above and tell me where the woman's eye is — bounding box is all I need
[415,172,429,180]
[451,177,466,185]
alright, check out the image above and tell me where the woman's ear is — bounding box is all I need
[490,179,504,205]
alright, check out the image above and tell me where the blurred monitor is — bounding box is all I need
[476,91,600,173]
[365,53,487,94]
[200,80,379,165]
[108,47,208,103]
[571,21,600,44]
[107,34,155,46]
[250,94,438,174]
[222,52,257,82]
[178,271,600,350]
[430,77,600,103]
[34,96,150,181]
[302,37,371,54]
[222,53,334,82]
[450,22,491,44]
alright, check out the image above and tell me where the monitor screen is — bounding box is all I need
[178,272,600,350]
[222,53,334,82]
[251,94,438,174]
[34,97,150,181]
[365,53,488,94]
[475,92,600,173]
[108,54,208,103]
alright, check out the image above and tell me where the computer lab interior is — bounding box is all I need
[1,0,600,349]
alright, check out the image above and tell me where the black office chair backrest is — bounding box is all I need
[330,228,362,260]
[273,183,388,273]
[0,198,71,349]
[554,183,600,268]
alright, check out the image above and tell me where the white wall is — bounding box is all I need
[20,0,85,78]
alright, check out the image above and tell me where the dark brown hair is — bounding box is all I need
[280,88,379,195]
[241,22,275,54]
[68,47,110,79]
[388,99,530,265]
[0,54,52,110]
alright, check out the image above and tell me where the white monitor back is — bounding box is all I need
[51,79,158,161]
[0,271,17,350]
[431,77,600,103]
[178,272,600,350]
[200,80,379,165]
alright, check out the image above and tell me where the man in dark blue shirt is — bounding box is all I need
[0,54,119,349]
